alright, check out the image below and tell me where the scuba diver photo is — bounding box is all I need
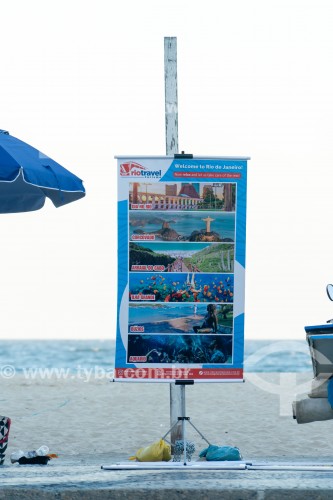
[127,334,233,364]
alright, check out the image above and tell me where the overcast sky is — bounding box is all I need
[1,0,333,340]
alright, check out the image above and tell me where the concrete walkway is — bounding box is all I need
[2,456,333,499]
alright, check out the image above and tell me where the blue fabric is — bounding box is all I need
[328,378,333,408]
[199,444,242,461]
[0,131,85,212]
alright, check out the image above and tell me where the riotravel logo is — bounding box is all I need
[120,161,146,176]
[120,162,161,178]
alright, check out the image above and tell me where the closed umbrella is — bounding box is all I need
[0,129,85,213]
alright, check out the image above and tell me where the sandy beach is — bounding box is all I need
[2,373,333,498]
[144,315,205,333]
[136,315,232,334]
[2,372,333,461]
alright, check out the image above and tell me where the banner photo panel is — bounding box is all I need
[115,156,248,382]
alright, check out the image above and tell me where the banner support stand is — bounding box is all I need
[162,381,211,464]
[112,38,248,469]
[164,35,183,450]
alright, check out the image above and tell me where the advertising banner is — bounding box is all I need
[115,156,249,381]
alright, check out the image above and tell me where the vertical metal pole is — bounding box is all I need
[181,385,187,464]
[164,37,178,155]
[164,36,184,449]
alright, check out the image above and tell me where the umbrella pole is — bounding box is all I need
[164,36,183,452]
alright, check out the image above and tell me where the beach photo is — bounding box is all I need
[129,211,235,243]
[129,273,234,303]
[129,182,236,211]
[129,242,234,273]
[129,303,234,334]
[127,334,233,364]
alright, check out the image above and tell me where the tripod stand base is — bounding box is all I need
[162,416,210,465]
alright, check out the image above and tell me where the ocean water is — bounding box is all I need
[0,339,313,374]
[129,304,203,322]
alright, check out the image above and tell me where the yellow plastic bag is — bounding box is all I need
[129,439,171,462]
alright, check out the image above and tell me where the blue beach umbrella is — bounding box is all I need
[0,129,85,213]
[0,130,85,464]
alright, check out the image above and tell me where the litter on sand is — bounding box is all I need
[199,444,242,461]
[10,445,58,465]
[129,439,171,462]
